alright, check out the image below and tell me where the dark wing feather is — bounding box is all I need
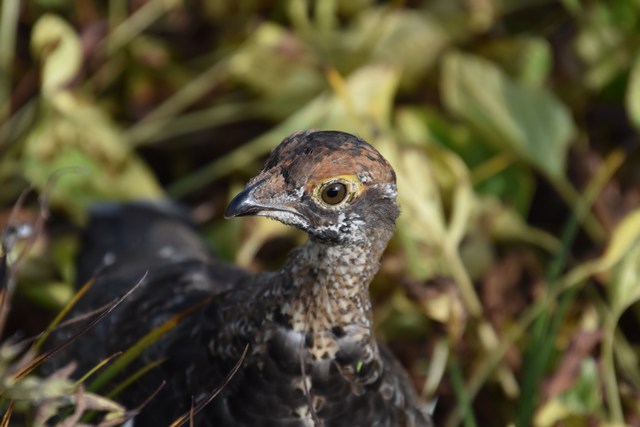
[46,202,251,422]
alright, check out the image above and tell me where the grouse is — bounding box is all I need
[51,130,432,426]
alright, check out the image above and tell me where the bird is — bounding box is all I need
[50,130,433,426]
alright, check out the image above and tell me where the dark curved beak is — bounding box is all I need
[225,178,304,222]
[224,181,265,218]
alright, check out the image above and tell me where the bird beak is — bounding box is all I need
[225,178,301,220]
[224,180,266,218]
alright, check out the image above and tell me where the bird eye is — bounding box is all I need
[321,182,348,205]
[313,175,362,207]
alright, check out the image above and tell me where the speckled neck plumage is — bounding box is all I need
[279,232,391,373]
[214,228,393,385]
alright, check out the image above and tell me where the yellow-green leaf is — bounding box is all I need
[626,53,640,130]
[31,14,82,96]
[441,51,576,180]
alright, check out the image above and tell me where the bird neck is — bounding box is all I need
[286,236,386,312]
[271,233,391,375]
[211,225,394,381]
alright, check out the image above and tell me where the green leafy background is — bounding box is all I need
[1,1,640,426]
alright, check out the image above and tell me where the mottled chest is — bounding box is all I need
[281,244,376,360]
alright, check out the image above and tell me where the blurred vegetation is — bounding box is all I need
[1,0,640,425]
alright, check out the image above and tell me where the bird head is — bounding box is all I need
[225,130,399,245]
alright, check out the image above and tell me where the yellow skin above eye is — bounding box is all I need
[312,174,363,208]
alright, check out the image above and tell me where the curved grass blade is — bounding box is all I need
[0,400,13,427]
[168,344,249,427]
[75,352,123,386]
[106,358,166,399]
[31,276,98,353]
[13,273,146,380]
[88,297,212,393]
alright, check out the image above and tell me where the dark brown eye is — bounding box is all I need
[321,182,348,205]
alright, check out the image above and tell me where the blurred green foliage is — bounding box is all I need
[1,0,640,426]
